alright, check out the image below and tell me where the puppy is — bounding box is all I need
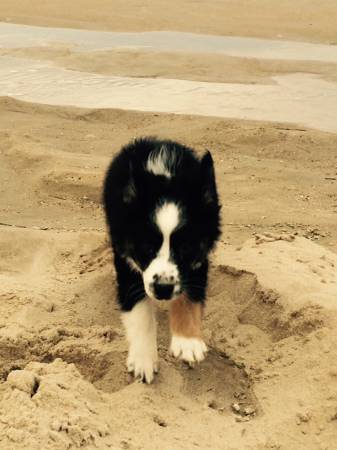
[103,137,220,383]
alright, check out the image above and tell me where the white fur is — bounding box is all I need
[126,256,142,273]
[170,336,207,364]
[122,299,158,383]
[146,145,173,178]
[156,202,179,260]
[143,202,181,298]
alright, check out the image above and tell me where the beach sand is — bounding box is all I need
[0,2,337,449]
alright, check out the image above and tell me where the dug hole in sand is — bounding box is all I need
[1,225,337,449]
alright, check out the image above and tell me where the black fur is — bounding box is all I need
[103,137,220,311]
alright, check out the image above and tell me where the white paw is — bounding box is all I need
[127,345,158,384]
[169,336,207,365]
[122,299,158,384]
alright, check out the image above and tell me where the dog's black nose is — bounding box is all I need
[153,282,174,300]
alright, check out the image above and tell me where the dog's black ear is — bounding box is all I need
[122,162,137,203]
[200,150,217,205]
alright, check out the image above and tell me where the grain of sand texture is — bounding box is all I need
[1,2,337,450]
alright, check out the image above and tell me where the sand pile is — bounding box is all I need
[1,226,337,449]
[0,359,111,449]
[0,0,336,445]
[0,98,337,449]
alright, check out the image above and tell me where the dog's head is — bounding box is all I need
[106,142,220,301]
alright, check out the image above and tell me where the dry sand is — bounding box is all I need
[1,98,337,449]
[2,47,337,85]
[1,1,337,449]
[0,0,336,43]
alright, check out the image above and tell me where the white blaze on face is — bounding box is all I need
[143,202,180,298]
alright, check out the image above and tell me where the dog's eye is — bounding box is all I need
[191,260,202,270]
[171,231,191,255]
[142,245,156,259]
[147,248,156,258]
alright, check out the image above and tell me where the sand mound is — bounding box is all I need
[1,229,337,449]
[0,359,111,449]
[1,99,337,448]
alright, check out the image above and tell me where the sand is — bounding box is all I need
[1,98,337,449]
[3,47,337,85]
[1,1,337,449]
[0,0,336,43]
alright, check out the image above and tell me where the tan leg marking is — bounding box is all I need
[169,295,207,364]
[169,295,203,338]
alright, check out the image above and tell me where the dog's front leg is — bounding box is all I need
[122,298,158,383]
[169,295,207,365]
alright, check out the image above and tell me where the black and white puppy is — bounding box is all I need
[103,137,220,383]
